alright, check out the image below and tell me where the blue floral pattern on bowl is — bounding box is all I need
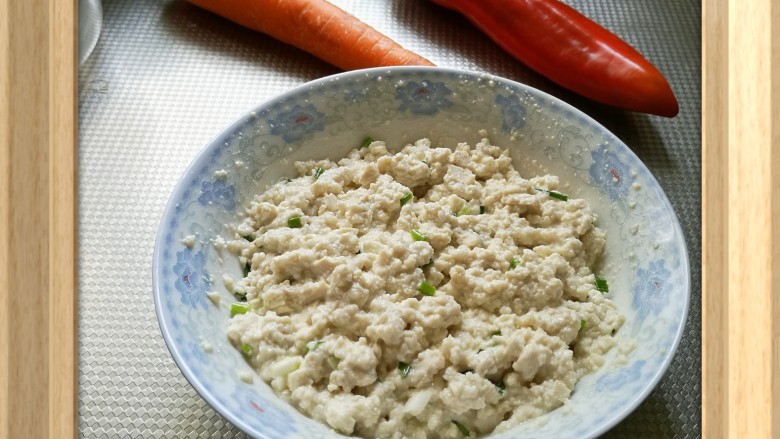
[198,179,236,211]
[395,80,453,115]
[153,67,690,439]
[596,360,647,392]
[496,93,527,133]
[268,104,326,143]
[589,144,633,202]
[172,248,209,308]
[633,259,673,322]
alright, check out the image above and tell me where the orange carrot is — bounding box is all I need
[186,0,435,70]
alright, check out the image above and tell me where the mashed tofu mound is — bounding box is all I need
[226,138,624,438]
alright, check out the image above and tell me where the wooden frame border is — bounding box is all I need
[1,0,778,438]
[1,0,77,438]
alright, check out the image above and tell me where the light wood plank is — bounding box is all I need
[0,0,77,438]
[3,0,50,437]
[0,0,11,435]
[726,0,777,438]
[48,0,77,438]
[701,0,728,436]
[773,0,780,436]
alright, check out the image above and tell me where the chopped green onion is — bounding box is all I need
[242,263,250,278]
[421,160,431,167]
[479,205,486,214]
[234,290,247,302]
[243,234,254,242]
[509,258,521,269]
[304,340,324,353]
[398,361,412,378]
[400,193,413,206]
[231,302,251,317]
[477,348,484,354]
[313,167,325,180]
[580,319,587,332]
[490,330,501,337]
[495,381,506,396]
[452,420,470,437]
[241,343,253,356]
[410,229,427,241]
[361,136,375,148]
[549,190,568,201]
[535,187,569,201]
[455,206,472,217]
[287,216,303,228]
[417,281,436,296]
[595,276,609,293]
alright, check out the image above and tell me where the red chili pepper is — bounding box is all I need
[430,0,679,117]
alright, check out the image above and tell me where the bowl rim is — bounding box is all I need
[152,65,691,439]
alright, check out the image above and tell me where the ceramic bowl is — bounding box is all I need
[153,66,689,439]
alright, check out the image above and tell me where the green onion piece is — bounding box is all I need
[230,302,251,317]
[452,420,470,437]
[361,136,375,148]
[495,381,506,396]
[535,187,568,201]
[241,343,253,356]
[490,330,501,337]
[398,361,412,378]
[313,167,325,180]
[479,205,486,214]
[477,348,484,354]
[242,263,250,278]
[417,281,436,296]
[595,276,609,293]
[455,206,472,217]
[234,290,247,302]
[400,193,413,206]
[509,258,521,269]
[243,234,253,242]
[304,340,324,353]
[287,216,303,228]
[548,190,568,201]
[580,319,587,332]
[410,229,427,241]
[421,160,431,167]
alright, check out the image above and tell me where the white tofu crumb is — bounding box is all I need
[206,291,221,305]
[632,182,642,191]
[238,371,254,384]
[213,235,226,253]
[223,274,235,292]
[628,201,637,209]
[478,128,488,137]
[214,169,228,179]
[222,137,625,438]
[180,235,196,248]
[200,338,213,353]
[630,224,639,235]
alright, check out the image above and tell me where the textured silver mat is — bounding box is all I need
[78,0,701,437]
